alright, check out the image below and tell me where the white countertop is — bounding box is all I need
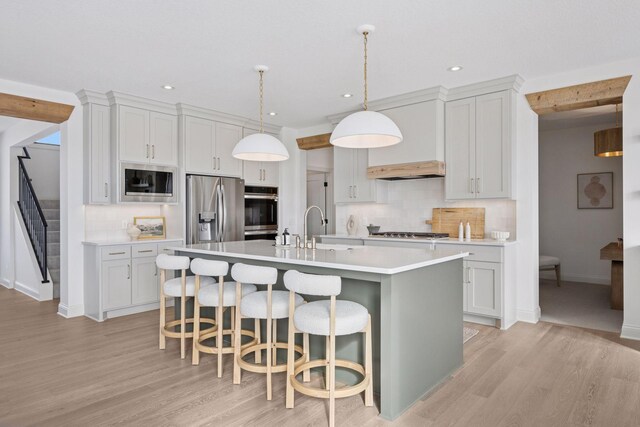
[168,240,469,275]
[83,238,183,246]
[319,234,517,247]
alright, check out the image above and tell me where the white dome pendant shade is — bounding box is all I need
[331,25,403,149]
[232,65,289,162]
[232,132,289,161]
[330,110,402,148]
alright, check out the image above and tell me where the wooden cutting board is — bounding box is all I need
[426,208,485,239]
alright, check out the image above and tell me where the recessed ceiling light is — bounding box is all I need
[162,85,174,90]
[342,93,353,98]
[447,66,463,72]
[268,112,277,116]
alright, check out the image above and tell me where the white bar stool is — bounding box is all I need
[284,270,373,427]
[191,258,259,377]
[156,254,215,359]
[231,263,307,400]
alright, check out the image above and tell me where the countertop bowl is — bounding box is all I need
[367,225,381,235]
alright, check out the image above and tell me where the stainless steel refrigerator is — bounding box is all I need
[186,175,245,244]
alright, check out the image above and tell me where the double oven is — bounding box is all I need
[244,186,278,240]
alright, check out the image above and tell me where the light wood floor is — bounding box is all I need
[2,287,640,426]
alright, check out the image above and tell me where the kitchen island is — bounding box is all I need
[170,240,468,420]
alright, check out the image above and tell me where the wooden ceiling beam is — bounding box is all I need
[0,92,75,124]
[525,75,631,115]
[296,133,332,150]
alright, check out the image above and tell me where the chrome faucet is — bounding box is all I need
[303,205,326,248]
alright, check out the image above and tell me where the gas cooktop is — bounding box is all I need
[369,232,450,239]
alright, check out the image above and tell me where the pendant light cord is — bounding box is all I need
[363,31,368,111]
[259,70,264,133]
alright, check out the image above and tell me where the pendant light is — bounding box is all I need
[330,24,403,149]
[232,65,289,162]
[594,104,623,157]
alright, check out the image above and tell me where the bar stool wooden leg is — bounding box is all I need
[325,336,330,390]
[159,269,166,350]
[192,275,201,365]
[233,281,243,385]
[286,290,296,409]
[364,315,373,407]
[180,271,187,359]
[266,284,273,401]
[303,333,310,382]
[254,318,262,364]
[329,338,336,427]
[272,320,278,366]
[230,307,236,344]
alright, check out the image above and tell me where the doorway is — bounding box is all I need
[306,146,335,237]
[531,80,627,333]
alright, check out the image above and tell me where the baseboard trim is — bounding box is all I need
[0,277,12,289]
[57,303,84,318]
[540,271,610,285]
[621,323,640,341]
[517,306,541,324]
[463,313,497,327]
[14,281,40,301]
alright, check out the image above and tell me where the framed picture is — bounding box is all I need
[577,172,613,209]
[134,216,166,239]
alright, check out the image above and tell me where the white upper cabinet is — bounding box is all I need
[445,90,514,200]
[149,112,178,166]
[184,117,243,177]
[241,128,279,187]
[368,100,445,167]
[116,105,178,166]
[334,147,385,204]
[84,103,111,204]
[215,122,243,177]
[184,116,215,173]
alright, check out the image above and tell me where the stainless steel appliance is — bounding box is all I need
[369,231,450,239]
[186,175,245,244]
[244,186,278,240]
[121,163,177,203]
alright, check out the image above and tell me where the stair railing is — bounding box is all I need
[17,148,49,283]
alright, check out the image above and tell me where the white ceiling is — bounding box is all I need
[1,1,639,128]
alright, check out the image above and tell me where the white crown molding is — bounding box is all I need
[445,74,524,101]
[76,89,109,106]
[327,86,447,124]
[107,91,178,115]
[177,103,281,134]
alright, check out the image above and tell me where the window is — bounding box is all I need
[36,131,60,145]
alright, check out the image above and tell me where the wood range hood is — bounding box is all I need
[367,160,446,180]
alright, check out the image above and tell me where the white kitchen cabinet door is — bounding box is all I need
[445,98,476,200]
[369,100,445,167]
[131,257,159,305]
[261,161,279,187]
[102,259,132,310]
[88,104,111,204]
[241,128,280,186]
[215,122,243,177]
[475,91,510,198]
[185,116,215,174]
[352,149,375,202]
[149,112,178,166]
[333,147,355,203]
[118,105,150,163]
[465,260,501,317]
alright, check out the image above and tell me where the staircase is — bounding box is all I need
[41,200,60,298]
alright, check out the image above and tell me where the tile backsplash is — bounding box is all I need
[334,178,516,238]
[85,204,182,241]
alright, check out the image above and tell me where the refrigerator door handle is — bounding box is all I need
[220,184,227,242]
[215,183,223,242]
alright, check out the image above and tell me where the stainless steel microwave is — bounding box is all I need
[120,163,177,203]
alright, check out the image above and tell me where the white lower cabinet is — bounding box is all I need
[464,260,501,317]
[84,240,182,321]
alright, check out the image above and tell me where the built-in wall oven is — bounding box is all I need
[120,163,177,203]
[244,186,278,240]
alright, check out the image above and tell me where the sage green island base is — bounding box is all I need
[172,240,467,420]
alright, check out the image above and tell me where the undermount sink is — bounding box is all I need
[315,243,362,251]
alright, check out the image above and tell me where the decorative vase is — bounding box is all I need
[127,224,141,240]
[346,215,359,236]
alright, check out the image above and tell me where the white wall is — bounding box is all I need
[307,147,333,171]
[85,204,182,242]
[518,56,640,340]
[0,77,85,318]
[335,179,516,237]
[24,143,60,201]
[539,123,623,285]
